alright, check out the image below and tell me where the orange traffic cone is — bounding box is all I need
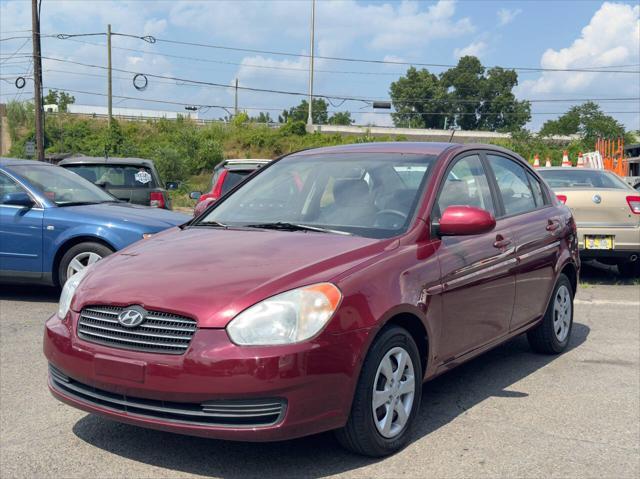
[561,150,571,167]
[576,152,585,168]
[545,157,552,168]
[533,154,540,168]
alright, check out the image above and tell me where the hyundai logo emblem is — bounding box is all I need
[117,307,146,328]
[592,194,602,204]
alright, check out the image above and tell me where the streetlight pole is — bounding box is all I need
[31,0,44,161]
[107,24,113,125]
[307,0,315,130]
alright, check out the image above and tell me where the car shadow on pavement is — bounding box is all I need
[580,260,638,286]
[72,323,589,478]
[0,284,59,303]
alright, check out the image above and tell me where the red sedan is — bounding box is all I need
[44,142,579,457]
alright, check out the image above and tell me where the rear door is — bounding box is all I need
[435,153,516,362]
[0,172,44,277]
[485,154,559,331]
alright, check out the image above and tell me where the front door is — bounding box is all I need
[434,153,516,363]
[0,173,44,276]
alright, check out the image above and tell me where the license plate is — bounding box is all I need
[584,235,614,250]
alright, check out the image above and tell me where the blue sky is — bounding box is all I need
[1,0,638,131]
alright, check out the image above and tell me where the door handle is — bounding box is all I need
[546,221,560,232]
[493,236,512,249]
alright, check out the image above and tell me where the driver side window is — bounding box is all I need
[437,155,494,216]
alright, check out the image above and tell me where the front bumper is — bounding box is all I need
[44,312,372,441]
[577,224,640,260]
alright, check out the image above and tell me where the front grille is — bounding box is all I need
[77,305,197,355]
[49,365,286,427]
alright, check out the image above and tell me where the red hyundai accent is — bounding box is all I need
[44,142,579,456]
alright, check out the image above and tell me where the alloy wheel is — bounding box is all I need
[372,346,416,438]
[66,251,102,279]
[553,285,571,342]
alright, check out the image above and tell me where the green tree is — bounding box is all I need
[251,112,273,123]
[279,98,328,124]
[390,67,448,128]
[389,57,530,131]
[328,111,354,125]
[43,89,75,112]
[539,102,626,144]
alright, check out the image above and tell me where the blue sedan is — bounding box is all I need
[0,158,190,286]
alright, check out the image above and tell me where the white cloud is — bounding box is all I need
[497,8,522,26]
[518,2,639,131]
[454,41,487,59]
[520,3,639,95]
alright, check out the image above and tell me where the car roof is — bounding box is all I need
[291,142,458,157]
[0,157,54,167]
[58,156,154,166]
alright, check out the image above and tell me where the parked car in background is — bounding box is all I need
[59,156,176,210]
[44,143,579,457]
[0,158,189,287]
[539,167,640,276]
[191,159,271,216]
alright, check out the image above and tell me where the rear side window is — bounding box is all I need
[437,155,495,215]
[526,171,547,207]
[65,165,156,189]
[488,155,537,216]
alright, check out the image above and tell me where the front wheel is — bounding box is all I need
[58,242,113,286]
[527,273,574,354]
[335,326,422,457]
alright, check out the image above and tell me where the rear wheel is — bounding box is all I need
[335,326,422,457]
[527,274,573,354]
[58,242,113,286]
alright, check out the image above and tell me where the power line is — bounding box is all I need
[37,56,640,107]
[39,85,640,117]
[148,34,639,74]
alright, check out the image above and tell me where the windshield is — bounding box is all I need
[64,164,157,189]
[539,169,629,189]
[197,153,436,238]
[11,164,116,206]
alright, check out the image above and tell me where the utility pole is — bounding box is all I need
[31,0,44,161]
[307,0,315,130]
[107,24,113,125]
[234,78,238,117]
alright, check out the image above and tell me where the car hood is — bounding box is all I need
[73,227,392,328]
[60,202,190,229]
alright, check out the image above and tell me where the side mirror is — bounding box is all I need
[166,181,180,190]
[438,205,496,236]
[2,192,35,208]
[189,191,202,200]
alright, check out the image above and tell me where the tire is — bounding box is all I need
[57,242,113,286]
[618,261,640,278]
[335,325,422,457]
[527,273,573,354]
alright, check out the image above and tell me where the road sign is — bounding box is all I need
[25,141,35,157]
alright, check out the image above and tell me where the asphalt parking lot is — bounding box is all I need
[1,263,638,479]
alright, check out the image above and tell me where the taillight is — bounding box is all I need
[556,194,567,204]
[626,195,640,214]
[211,169,228,201]
[150,191,165,208]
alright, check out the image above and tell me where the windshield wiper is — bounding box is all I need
[193,220,228,228]
[57,201,101,207]
[244,222,351,235]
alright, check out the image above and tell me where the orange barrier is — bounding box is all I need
[597,137,628,177]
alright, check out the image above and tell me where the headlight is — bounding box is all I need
[57,266,92,319]
[226,283,342,346]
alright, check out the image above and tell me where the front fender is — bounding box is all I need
[44,223,141,274]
